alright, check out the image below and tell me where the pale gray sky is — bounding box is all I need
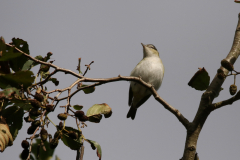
[1,1,240,160]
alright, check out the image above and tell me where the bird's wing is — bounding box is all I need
[135,94,151,109]
[128,86,133,106]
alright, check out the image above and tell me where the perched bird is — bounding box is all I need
[127,43,164,120]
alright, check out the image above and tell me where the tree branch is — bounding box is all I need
[33,69,58,86]
[209,90,240,110]
[83,61,94,76]
[6,41,189,129]
[182,13,240,160]
[27,110,47,160]
[56,75,190,128]
[6,38,189,130]
[6,43,84,79]
[192,13,240,128]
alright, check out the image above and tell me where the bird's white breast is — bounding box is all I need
[130,56,164,93]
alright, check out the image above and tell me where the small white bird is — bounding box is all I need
[127,43,164,120]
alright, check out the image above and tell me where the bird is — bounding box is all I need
[127,43,164,120]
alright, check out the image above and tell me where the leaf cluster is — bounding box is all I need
[0,37,113,160]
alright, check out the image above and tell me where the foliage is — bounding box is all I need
[0,37,111,159]
[188,67,210,91]
[1,14,240,159]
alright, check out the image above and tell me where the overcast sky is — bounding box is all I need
[1,1,240,160]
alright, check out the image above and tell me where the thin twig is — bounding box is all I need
[234,74,236,85]
[27,110,47,160]
[209,91,240,110]
[33,69,58,86]
[80,145,84,160]
[76,145,84,160]
[58,75,190,128]
[6,43,84,79]
[83,61,94,76]
[5,43,189,128]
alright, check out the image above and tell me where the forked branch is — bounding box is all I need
[5,42,190,129]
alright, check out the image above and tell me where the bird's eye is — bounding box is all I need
[146,44,157,50]
[149,45,156,50]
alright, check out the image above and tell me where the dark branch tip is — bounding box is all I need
[235,90,240,99]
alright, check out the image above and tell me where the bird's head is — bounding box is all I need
[141,43,159,58]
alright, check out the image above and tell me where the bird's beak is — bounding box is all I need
[141,43,145,48]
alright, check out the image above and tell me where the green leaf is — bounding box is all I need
[82,84,95,94]
[0,46,22,61]
[9,38,30,72]
[188,67,210,91]
[86,139,102,160]
[11,99,33,111]
[41,72,59,86]
[49,78,59,86]
[11,38,30,54]
[39,64,50,72]
[0,37,23,61]
[22,60,34,71]
[0,70,35,89]
[0,37,11,74]
[73,105,83,110]
[43,52,53,62]
[0,87,20,99]
[1,101,13,110]
[0,61,11,74]
[2,106,24,140]
[55,155,61,160]
[31,52,52,69]
[31,55,44,67]
[31,139,55,160]
[35,55,44,61]
[88,114,102,123]
[41,71,50,79]
[61,126,82,150]
[86,103,112,123]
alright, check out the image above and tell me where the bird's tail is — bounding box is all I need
[127,106,137,120]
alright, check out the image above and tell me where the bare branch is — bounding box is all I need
[57,75,190,128]
[209,91,240,110]
[192,13,240,127]
[6,43,84,79]
[83,61,94,76]
[182,13,240,160]
[33,69,58,86]
[27,110,47,160]
[5,38,189,129]
[57,81,99,101]
[45,78,81,95]
[151,87,190,129]
[76,145,84,160]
